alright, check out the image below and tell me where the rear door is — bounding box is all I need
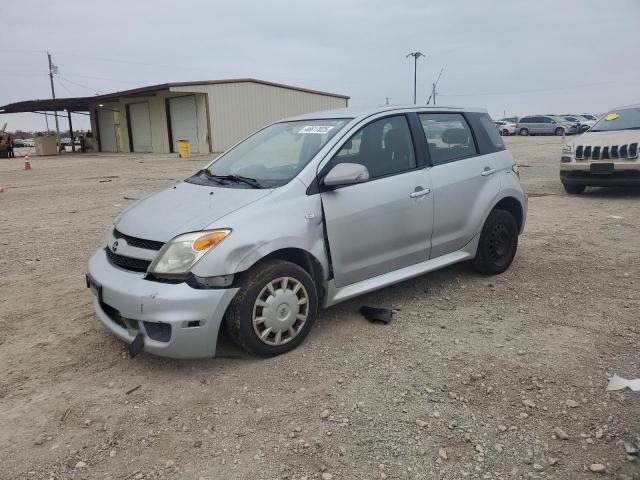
[418,112,504,258]
[320,114,434,287]
[169,95,199,153]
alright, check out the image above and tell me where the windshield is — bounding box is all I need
[199,119,350,188]
[591,108,640,132]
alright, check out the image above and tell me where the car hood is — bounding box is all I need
[115,181,272,242]
[567,129,640,147]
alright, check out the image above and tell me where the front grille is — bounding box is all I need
[611,145,619,158]
[106,247,151,273]
[100,301,127,329]
[575,143,638,161]
[113,229,164,251]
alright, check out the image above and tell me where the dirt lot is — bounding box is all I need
[1,137,639,480]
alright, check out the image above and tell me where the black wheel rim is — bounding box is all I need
[488,223,512,267]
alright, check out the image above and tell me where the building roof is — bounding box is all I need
[0,78,350,114]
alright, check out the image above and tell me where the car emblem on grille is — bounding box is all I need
[112,240,119,253]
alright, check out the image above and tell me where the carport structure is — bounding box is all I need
[0,78,349,155]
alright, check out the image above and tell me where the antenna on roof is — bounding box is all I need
[426,68,444,105]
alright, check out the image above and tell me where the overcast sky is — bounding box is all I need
[2,0,639,132]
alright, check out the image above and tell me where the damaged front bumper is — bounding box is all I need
[87,249,238,359]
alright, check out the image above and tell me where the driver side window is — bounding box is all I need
[331,115,416,179]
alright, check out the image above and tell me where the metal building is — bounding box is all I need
[0,78,349,154]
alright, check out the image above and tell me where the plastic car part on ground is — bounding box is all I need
[606,374,640,391]
[359,306,393,324]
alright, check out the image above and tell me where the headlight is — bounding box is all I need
[148,229,231,276]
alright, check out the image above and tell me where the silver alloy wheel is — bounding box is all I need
[252,276,309,346]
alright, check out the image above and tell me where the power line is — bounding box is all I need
[52,50,219,74]
[439,78,634,97]
[56,75,104,95]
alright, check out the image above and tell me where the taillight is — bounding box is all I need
[512,164,520,179]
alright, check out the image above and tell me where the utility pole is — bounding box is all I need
[406,52,425,104]
[47,51,61,153]
[426,68,444,105]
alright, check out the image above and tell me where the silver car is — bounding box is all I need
[87,105,527,358]
[516,115,578,136]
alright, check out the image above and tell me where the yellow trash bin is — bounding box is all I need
[177,140,191,158]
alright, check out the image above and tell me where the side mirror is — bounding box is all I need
[323,163,369,187]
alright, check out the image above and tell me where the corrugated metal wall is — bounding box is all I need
[171,81,348,152]
[89,81,347,154]
[89,92,206,154]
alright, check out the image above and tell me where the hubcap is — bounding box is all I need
[488,223,512,266]
[252,277,309,346]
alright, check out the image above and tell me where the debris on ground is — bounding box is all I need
[607,374,640,392]
[359,306,393,324]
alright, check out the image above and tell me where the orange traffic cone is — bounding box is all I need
[24,155,31,171]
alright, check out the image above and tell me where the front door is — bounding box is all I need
[320,115,433,288]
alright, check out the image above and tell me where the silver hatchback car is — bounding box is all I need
[87,106,527,358]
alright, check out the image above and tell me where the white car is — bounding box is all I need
[494,120,517,136]
[22,138,35,147]
[560,104,640,193]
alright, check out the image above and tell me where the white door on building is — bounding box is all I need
[169,95,199,153]
[129,102,153,152]
[98,108,118,152]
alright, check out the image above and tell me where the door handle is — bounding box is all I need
[409,187,431,198]
[481,168,496,176]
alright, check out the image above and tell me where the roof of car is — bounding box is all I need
[282,104,488,122]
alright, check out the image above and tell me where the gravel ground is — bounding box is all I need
[0,137,639,479]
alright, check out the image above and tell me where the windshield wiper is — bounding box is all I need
[208,173,264,189]
[194,169,227,185]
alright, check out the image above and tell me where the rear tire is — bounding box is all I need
[562,182,586,194]
[519,128,529,136]
[473,209,519,275]
[501,129,510,136]
[555,127,565,136]
[224,260,318,357]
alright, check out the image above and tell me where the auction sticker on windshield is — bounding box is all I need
[298,126,335,134]
[605,113,620,121]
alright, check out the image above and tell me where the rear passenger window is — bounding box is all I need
[418,113,478,164]
[479,116,505,149]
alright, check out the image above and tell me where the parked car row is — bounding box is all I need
[12,138,35,147]
[495,114,601,136]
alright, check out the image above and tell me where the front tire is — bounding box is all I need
[519,128,529,136]
[473,209,519,275]
[562,182,586,194]
[224,260,318,357]
[501,129,510,136]
[555,127,565,136]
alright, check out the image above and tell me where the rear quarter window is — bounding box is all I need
[478,115,505,149]
[465,113,506,154]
